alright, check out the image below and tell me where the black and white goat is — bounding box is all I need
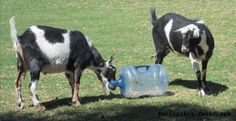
[150,7,214,96]
[10,17,116,109]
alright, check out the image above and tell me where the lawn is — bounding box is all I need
[0,0,236,121]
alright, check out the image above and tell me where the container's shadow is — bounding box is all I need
[169,79,228,96]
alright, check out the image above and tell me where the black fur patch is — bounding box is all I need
[66,31,94,71]
[37,25,67,44]
[196,46,204,56]
[96,69,101,73]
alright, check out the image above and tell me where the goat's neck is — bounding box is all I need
[88,45,107,73]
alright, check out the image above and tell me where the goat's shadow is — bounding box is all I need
[42,80,228,110]
[42,93,123,110]
[169,79,228,96]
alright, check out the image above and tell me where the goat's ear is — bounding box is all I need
[184,29,201,39]
[193,29,200,38]
[108,53,116,64]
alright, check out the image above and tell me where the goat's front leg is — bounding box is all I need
[71,68,82,107]
[65,72,75,96]
[202,60,209,91]
[189,53,205,96]
[96,73,110,96]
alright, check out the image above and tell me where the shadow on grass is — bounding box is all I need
[1,103,235,121]
[169,79,228,96]
[42,93,123,110]
[1,80,231,121]
[33,79,228,111]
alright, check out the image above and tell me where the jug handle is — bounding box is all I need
[135,65,150,72]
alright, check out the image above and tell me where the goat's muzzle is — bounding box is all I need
[181,45,189,53]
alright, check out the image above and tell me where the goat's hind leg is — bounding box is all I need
[155,48,169,64]
[65,72,75,97]
[28,59,44,109]
[15,69,26,109]
[15,58,27,109]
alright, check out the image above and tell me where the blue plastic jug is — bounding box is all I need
[108,64,168,98]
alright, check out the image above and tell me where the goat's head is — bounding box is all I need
[96,54,117,82]
[181,28,201,53]
[103,54,117,81]
[181,30,193,53]
[176,24,201,53]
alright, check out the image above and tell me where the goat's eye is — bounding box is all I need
[99,62,104,67]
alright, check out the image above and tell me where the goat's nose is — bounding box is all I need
[181,46,189,53]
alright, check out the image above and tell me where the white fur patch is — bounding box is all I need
[199,31,209,59]
[196,20,204,24]
[30,26,70,73]
[164,19,174,51]
[88,61,110,95]
[181,45,188,52]
[198,89,206,96]
[30,81,40,106]
[189,52,200,73]
[176,24,200,38]
[85,35,92,47]
[101,73,110,95]
[15,87,22,105]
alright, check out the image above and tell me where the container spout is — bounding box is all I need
[108,79,121,90]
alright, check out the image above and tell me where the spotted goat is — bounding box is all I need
[150,7,214,96]
[10,17,116,109]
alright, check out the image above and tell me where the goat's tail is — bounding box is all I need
[150,6,158,25]
[9,16,26,68]
[9,16,19,51]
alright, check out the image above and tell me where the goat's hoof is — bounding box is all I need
[105,84,110,96]
[17,102,24,109]
[35,104,45,111]
[197,89,206,97]
[72,101,81,107]
[105,93,110,96]
[104,89,110,96]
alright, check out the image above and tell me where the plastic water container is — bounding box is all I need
[108,64,168,98]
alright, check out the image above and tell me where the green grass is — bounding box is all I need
[1,0,236,121]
